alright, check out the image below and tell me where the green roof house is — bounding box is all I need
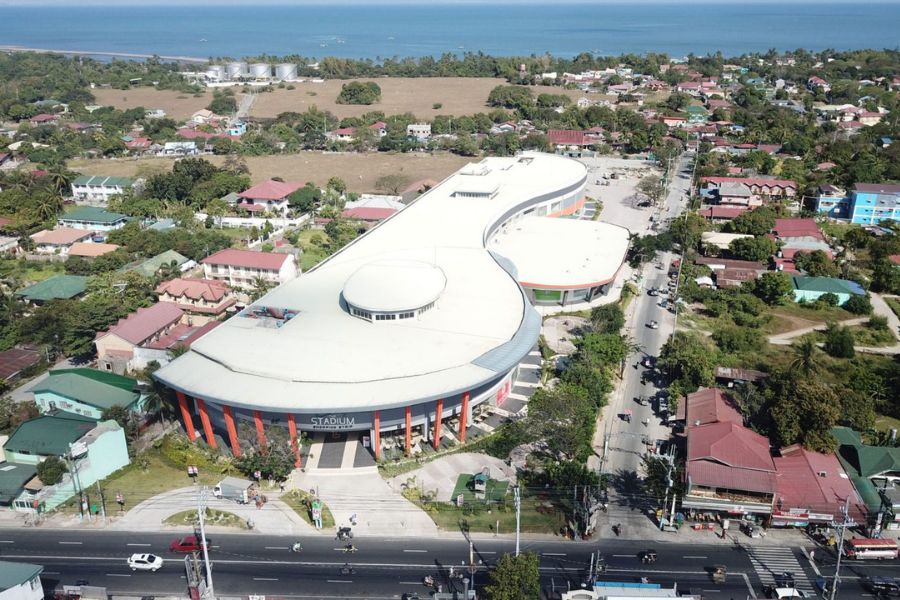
[0,560,44,598]
[3,414,130,513]
[0,463,37,507]
[792,276,866,306]
[31,368,145,420]
[127,250,192,277]
[71,175,134,206]
[686,105,710,123]
[58,206,129,233]
[15,275,88,304]
[833,426,900,525]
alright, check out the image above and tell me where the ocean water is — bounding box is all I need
[2,2,900,61]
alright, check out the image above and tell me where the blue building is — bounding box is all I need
[848,183,900,225]
[815,185,849,219]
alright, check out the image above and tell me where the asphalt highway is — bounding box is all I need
[3,529,895,598]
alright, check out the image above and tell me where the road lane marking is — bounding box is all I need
[327,579,352,583]
[543,553,566,557]
[43,571,60,575]
[106,574,131,577]
[478,551,497,555]
[59,542,82,545]
[683,555,707,559]
[127,543,151,547]
[253,577,278,581]
[403,549,427,553]
[265,546,288,550]
[0,541,13,544]
[612,554,633,558]
[400,581,421,585]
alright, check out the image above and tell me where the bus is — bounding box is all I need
[843,538,899,560]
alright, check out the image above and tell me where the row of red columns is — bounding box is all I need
[177,390,472,464]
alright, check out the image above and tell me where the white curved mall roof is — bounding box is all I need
[156,153,587,413]
[490,217,630,289]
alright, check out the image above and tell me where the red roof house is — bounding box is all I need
[94,302,184,373]
[236,180,306,215]
[201,249,298,289]
[773,218,825,241]
[547,130,588,146]
[676,388,745,427]
[156,277,236,324]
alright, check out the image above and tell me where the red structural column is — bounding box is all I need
[222,405,241,457]
[195,398,217,449]
[405,406,412,455]
[175,391,196,442]
[287,413,301,468]
[458,392,470,443]
[253,410,267,451]
[433,399,443,450]
[373,410,381,461]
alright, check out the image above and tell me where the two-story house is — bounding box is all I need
[847,183,900,225]
[71,176,134,206]
[94,303,185,374]
[0,561,44,600]
[236,180,306,216]
[201,248,298,290]
[156,277,236,325]
[58,207,129,233]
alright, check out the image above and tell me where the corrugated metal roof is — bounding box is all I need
[687,460,777,494]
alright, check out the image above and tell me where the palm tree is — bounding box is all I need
[790,337,821,375]
[44,169,73,197]
[34,192,63,222]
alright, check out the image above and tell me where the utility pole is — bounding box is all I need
[514,485,521,557]
[96,480,107,525]
[829,496,855,600]
[197,487,215,599]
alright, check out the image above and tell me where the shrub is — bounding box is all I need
[867,315,889,331]
[817,292,840,307]
[37,456,68,486]
[823,323,855,358]
[432,103,442,109]
[844,294,873,315]
[336,81,381,105]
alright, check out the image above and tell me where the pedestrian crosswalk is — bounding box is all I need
[746,546,814,593]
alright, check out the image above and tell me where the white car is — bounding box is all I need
[127,553,163,572]
[648,320,659,329]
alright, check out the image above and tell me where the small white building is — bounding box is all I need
[29,228,94,255]
[406,123,432,140]
[162,141,198,156]
[201,248,299,289]
[0,561,44,600]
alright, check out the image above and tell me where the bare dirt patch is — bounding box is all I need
[68,152,471,194]
[250,77,509,119]
[91,87,213,121]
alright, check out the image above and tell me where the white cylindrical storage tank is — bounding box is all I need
[206,65,226,81]
[275,63,298,81]
[226,61,248,79]
[250,63,271,79]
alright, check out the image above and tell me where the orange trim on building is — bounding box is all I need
[405,406,412,455]
[223,405,241,457]
[287,413,301,468]
[373,411,381,460]
[195,398,217,449]
[176,391,196,442]
[459,392,470,443]
[433,399,443,450]
[546,195,586,218]
[253,410,267,451]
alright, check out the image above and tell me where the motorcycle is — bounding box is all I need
[342,544,358,554]
[337,527,354,541]
[290,542,302,553]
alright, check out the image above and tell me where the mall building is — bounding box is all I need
[156,152,629,462]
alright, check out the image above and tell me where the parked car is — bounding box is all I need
[127,553,163,572]
[648,288,659,297]
[169,535,209,553]
[647,320,659,329]
[766,588,809,599]
[864,576,900,596]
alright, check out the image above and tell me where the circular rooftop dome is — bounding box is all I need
[343,259,447,314]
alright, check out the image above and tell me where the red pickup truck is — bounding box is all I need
[169,536,209,553]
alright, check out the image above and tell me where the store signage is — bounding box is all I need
[310,414,356,430]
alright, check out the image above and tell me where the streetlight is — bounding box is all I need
[463,576,470,600]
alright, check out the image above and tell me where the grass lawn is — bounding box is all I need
[874,414,900,432]
[819,220,857,242]
[421,494,567,535]
[293,228,332,271]
[847,323,897,347]
[764,304,854,335]
[164,508,249,529]
[282,489,336,530]
[0,258,65,286]
[450,474,509,504]
[885,297,900,319]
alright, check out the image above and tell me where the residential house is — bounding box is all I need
[714,366,767,386]
[144,108,166,119]
[127,249,194,277]
[700,231,753,254]
[772,444,866,527]
[0,561,44,600]
[406,123,431,140]
[791,276,866,305]
[67,242,119,259]
[698,206,749,222]
[772,218,833,263]
[686,105,709,123]
[328,127,356,143]
[815,185,849,219]
[0,463,39,510]
[710,182,755,207]
[71,176,134,205]
[58,207,128,233]
[680,388,778,519]
[94,302,185,374]
[368,121,387,138]
[29,113,59,126]
[659,115,687,128]
[123,136,153,154]
[847,183,900,225]
[701,177,797,202]
[3,413,129,513]
[15,275,88,304]
[237,180,305,216]
[0,348,41,384]
[202,248,298,290]
[226,121,247,136]
[547,129,589,148]
[156,277,236,325]
[191,109,218,125]
[162,141,198,156]
[29,228,93,255]
[130,320,220,371]
[0,236,19,255]
[694,257,767,289]
[807,76,831,92]
[833,427,900,532]
[31,368,145,420]
[341,194,404,224]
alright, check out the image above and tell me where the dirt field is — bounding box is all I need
[68,152,471,193]
[91,87,213,121]
[249,77,512,119]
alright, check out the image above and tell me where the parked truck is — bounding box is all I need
[213,476,254,504]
